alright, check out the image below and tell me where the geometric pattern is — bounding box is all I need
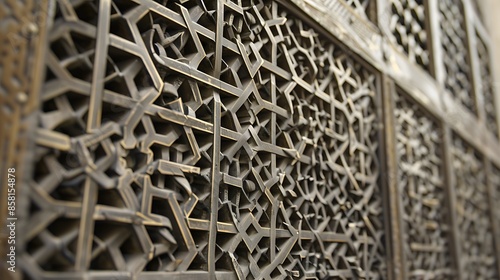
[475,31,498,139]
[389,0,430,70]
[395,92,454,279]
[451,135,498,279]
[22,0,386,279]
[439,0,476,114]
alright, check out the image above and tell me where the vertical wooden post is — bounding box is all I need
[381,75,406,280]
[442,127,464,280]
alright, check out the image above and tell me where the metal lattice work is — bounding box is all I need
[476,32,499,138]
[451,136,498,279]
[439,0,476,114]
[389,0,429,70]
[23,0,386,278]
[394,93,454,279]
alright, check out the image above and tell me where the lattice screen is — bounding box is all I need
[451,136,498,279]
[389,0,430,70]
[394,91,454,279]
[2,0,500,280]
[439,0,476,114]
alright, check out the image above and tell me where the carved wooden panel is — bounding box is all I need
[21,0,386,279]
[394,92,454,279]
[389,0,430,70]
[439,0,476,114]
[451,135,498,279]
[5,0,500,280]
